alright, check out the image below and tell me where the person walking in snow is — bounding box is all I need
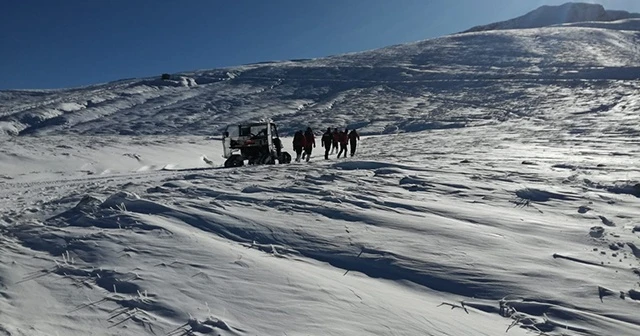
[337,128,349,158]
[348,128,360,157]
[303,127,315,162]
[321,127,333,160]
[331,128,339,154]
[292,130,305,162]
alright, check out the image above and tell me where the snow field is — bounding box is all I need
[0,124,638,335]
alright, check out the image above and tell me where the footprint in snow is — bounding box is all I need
[627,243,640,258]
[589,226,605,238]
[598,216,615,227]
[578,206,591,214]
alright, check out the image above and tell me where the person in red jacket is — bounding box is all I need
[348,129,360,157]
[337,128,349,158]
[302,127,315,162]
[331,128,339,154]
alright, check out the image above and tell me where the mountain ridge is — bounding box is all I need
[464,2,640,32]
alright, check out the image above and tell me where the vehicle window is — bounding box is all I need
[239,126,251,136]
[227,126,240,137]
[250,126,267,136]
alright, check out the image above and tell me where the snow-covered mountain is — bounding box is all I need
[465,2,640,32]
[1,4,640,336]
[1,6,640,138]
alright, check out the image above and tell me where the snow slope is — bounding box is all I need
[1,6,640,336]
[465,2,640,33]
[560,18,640,31]
[2,15,640,138]
[1,124,639,336]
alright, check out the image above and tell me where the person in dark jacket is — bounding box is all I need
[292,130,305,162]
[321,127,333,160]
[337,129,349,158]
[331,128,339,154]
[303,127,315,162]
[348,129,360,157]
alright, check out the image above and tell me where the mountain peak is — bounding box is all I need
[464,2,640,33]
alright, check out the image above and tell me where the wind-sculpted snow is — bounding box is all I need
[2,24,640,137]
[0,121,639,335]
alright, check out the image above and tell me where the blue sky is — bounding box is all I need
[2,0,639,89]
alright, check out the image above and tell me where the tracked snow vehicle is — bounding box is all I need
[222,120,292,168]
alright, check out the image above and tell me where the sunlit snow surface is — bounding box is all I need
[0,118,638,336]
[1,20,640,336]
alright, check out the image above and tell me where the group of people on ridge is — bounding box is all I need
[292,127,360,162]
